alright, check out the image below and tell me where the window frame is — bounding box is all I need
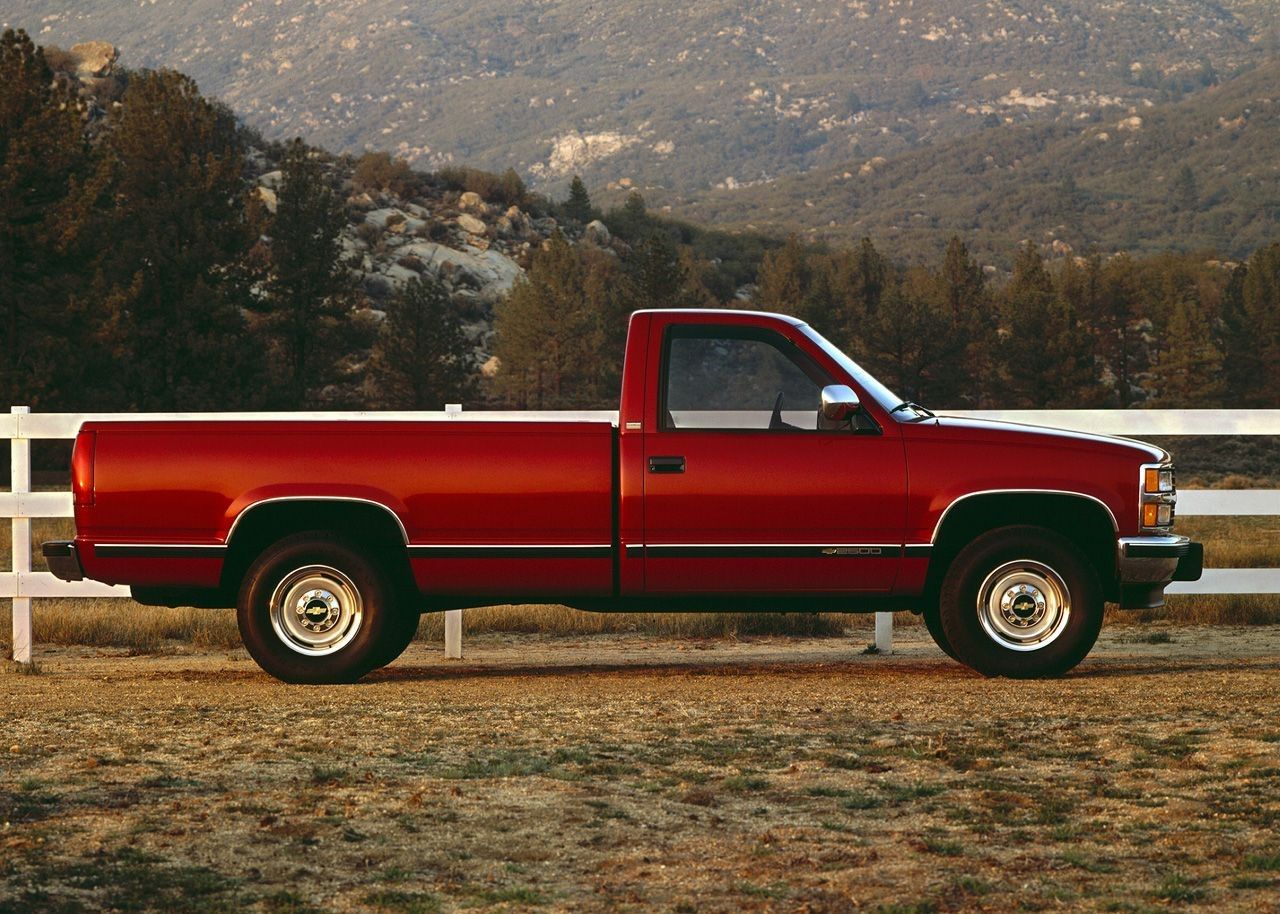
[657,324,880,435]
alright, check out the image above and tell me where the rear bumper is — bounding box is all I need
[1117,535,1203,609]
[42,541,85,582]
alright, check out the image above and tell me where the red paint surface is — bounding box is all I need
[72,310,1163,598]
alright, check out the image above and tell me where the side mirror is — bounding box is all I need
[821,384,860,422]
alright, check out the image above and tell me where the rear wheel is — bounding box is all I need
[237,532,403,684]
[938,525,1103,678]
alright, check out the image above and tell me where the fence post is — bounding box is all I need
[874,611,893,654]
[442,403,463,657]
[10,406,32,664]
[444,610,462,660]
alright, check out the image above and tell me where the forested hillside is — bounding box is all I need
[6,0,1272,198]
[3,29,1278,433]
[668,59,1280,264]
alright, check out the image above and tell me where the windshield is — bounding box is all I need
[798,323,903,415]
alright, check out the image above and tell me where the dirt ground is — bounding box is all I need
[2,626,1278,914]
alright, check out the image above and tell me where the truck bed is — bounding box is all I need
[75,418,618,597]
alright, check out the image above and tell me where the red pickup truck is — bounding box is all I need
[44,309,1201,683]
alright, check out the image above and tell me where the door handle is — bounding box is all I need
[648,455,686,474]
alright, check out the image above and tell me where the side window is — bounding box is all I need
[663,328,829,431]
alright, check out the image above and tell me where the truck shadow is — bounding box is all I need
[367,655,1279,684]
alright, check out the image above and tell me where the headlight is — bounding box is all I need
[1140,463,1176,530]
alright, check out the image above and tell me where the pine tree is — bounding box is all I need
[626,230,689,310]
[0,30,91,408]
[562,175,595,224]
[1241,243,1280,404]
[755,236,810,317]
[493,233,623,408]
[1219,262,1256,402]
[1096,254,1149,407]
[257,139,356,407]
[1001,242,1101,407]
[607,190,650,241]
[90,67,264,410]
[369,277,473,409]
[934,236,993,405]
[1148,298,1224,405]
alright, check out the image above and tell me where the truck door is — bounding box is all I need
[641,322,906,594]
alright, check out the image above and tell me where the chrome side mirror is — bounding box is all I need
[821,384,860,422]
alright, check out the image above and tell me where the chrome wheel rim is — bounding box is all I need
[976,559,1070,652]
[269,565,364,656]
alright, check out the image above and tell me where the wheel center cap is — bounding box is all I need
[296,589,341,633]
[1011,594,1037,617]
[1000,584,1047,627]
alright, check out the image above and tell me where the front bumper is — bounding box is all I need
[42,541,85,582]
[1117,535,1203,609]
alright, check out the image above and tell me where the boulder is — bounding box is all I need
[458,191,486,212]
[456,212,488,235]
[255,186,278,215]
[398,241,523,302]
[584,220,610,245]
[365,208,408,229]
[69,41,117,77]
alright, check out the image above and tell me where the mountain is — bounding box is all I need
[5,0,1273,200]
[659,58,1280,263]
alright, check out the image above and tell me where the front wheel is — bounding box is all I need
[237,532,401,684]
[938,525,1103,678]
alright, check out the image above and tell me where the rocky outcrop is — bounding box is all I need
[68,41,117,77]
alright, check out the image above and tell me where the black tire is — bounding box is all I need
[237,532,402,684]
[922,604,959,661]
[938,525,1103,678]
[369,601,421,670]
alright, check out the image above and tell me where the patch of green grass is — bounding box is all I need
[465,885,547,906]
[842,792,884,810]
[1060,849,1118,873]
[882,780,947,805]
[309,765,346,785]
[584,799,630,820]
[1243,853,1280,871]
[919,836,965,856]
[1229,875,1276,890]
[737,881,791,899]
[262,890,330,914]
[951,875,991,895]
[1152,872,1206,903]
[722,775,770,792]
[439,749,553,780]
[363,890,442,914]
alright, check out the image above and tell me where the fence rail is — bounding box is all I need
[7,406,1280,665]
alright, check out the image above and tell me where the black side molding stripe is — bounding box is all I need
[95,545,227,559]
[904,545,933,559]
[644,545,905,559]
[407,546,612,560]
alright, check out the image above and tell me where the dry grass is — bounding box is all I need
[2,514,1276,653]
[1,630,1277,913]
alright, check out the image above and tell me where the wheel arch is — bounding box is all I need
[926,491,1118,601]
[221,497,412,596]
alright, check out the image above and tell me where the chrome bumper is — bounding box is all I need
[42,541,85,582]
[1116,535,1203,609]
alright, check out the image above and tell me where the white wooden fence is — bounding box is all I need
[6,406,1280,666]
